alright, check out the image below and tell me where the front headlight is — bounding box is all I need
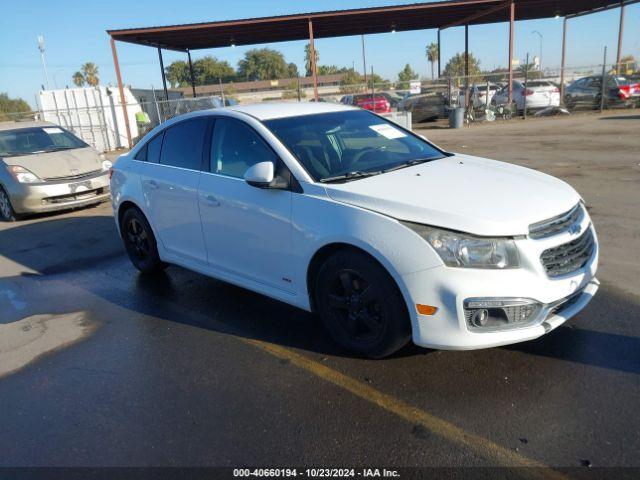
[101,160,113,171]
[7,165,40,183]
[402,221,520,269]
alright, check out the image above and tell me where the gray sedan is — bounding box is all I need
[0,121,111,221]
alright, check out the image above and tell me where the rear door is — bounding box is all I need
[140,117,210,264]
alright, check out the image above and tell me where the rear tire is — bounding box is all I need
[315,249,411,358]
[121,208,166,274]
[0,186,17,222]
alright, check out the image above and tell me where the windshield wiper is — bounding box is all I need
[41,146,77,153]
[381,157,438,174]
[319,170,382,183]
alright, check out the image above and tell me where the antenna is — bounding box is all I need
[37,34,51,90]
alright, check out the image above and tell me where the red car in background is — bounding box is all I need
[352,94,392,113]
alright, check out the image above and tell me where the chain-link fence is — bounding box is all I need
[2,94,232,151]
[386,63,640,125]
[3,62,638,151]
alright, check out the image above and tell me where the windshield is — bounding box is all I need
[264,110,445,182]
[0,126,88,157]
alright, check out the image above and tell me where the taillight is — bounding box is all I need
[522,89,534,96]
[108,168,114,180]
[552,87,559,93]
[619,89,629,99]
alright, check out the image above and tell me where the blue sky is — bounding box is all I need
[1,0,639,107]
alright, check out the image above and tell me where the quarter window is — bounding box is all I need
[159,118,208,170]
[210,118,277,178]
[136,133,163,163]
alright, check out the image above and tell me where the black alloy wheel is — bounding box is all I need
[121,208,165,274]
[316,249,411,358]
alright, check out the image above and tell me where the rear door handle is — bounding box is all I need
[147,180,158,189]
[204,195,220,207]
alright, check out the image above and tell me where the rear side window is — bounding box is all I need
[135,133,163,163]
[147,134,163,164]
[159,118,208,170]
[134,144,148,161]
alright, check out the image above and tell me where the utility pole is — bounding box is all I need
[600,47,607,113]
[532,30,543,73]
[37,35,51,90]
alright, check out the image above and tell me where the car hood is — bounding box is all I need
[1,147,103,180]
[323,154,581,236]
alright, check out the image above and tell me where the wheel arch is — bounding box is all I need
[117,200,155,240]
[306,241,412,316]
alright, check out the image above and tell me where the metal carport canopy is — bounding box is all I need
[107,0,621,51]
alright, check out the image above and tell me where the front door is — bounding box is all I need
[140,117,209,264]
[198,117,294,292]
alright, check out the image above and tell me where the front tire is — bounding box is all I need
[315,249,411,358]
[0,186,17,222]
[121,208,166,274]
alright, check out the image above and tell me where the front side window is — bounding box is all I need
[210,118,277,178]
[0,126,88,157]
[264,110,444,182]
[159,118,208,170]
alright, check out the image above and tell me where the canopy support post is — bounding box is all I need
[187,50,196,97]
[560,17,568,103]
[158,47,168,100]
[109,36,132,149]
[437,29,441,78]
[507,0,515,105]
[308,19,319,101]
[616,1,625,73]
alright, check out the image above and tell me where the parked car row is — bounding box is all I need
[491,80,561,111]
[564,75,640,109]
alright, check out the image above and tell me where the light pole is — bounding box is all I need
[37,35,51,90]
[532,30,543,73]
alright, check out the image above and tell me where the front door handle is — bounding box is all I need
[205,195,220,207]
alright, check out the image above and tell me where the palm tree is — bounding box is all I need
[426,43,439,79]
[72,71,85,87]
[304,44,319,77]
[81,62,99,86]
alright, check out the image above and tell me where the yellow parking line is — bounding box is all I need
[243,339,568,480]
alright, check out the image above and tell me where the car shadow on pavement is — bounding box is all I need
[2,213,640,370]
[599,115,640,121]
[505,323,640,375]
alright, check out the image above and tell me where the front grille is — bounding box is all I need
[529,203,583,239]
[43,169,103,182]
[540,228,595,277]
[43,187,108,204]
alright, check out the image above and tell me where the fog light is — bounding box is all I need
[464,297,542,331]
[471,309,489,327]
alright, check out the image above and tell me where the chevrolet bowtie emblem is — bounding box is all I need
[569,223,582,235]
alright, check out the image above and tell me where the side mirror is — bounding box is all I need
[244,161,275,188]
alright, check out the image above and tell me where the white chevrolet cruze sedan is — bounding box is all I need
[110,102,599,358]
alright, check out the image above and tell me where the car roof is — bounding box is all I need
[0,120,55,132]
[227,101,357,120]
